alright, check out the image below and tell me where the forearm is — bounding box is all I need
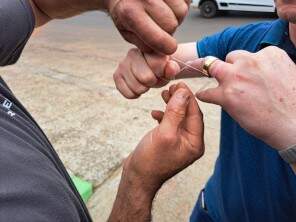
[108,170,156,222]
[30,0,108,27]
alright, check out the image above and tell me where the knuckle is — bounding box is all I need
[165,18,178,34]
[186,142,205,159]
[223,86,235,101]
[113,73,118,82]
[160,132,177,144]
[262,46,287,58]
[113,70,121,82]
[264,45,279,52]
[193,146,205,158]
[241,56,259,69]
[176,5,189,21]
[223,85,241,106]
[167,106,186,118]
[127,48,139,57]
[126,93,139,99]
[121,6,138,28]
[133,85,149,95]
[210,60,225,77]
[226,50,249,63]
[225,51,236,63]
[139,74,157,86]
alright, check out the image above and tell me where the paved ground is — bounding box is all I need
[0,9,274,221]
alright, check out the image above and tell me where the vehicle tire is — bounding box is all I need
[200,1,218,18]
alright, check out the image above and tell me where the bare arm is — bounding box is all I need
[29,0,106,27]
[108,170,155,222]
[28,0,191,54]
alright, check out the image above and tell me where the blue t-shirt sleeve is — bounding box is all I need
[0,0,35,66]
[197,26,239,60]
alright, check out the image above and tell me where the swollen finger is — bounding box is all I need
[176,58,205,79]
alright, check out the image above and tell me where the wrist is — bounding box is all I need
[122,158,162,197]
[266,119,296,151]
[108,167,156,222]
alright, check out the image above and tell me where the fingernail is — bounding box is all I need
[175,90,190,105]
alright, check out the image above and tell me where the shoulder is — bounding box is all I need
[225,21,274,51]
[197,20,275,59]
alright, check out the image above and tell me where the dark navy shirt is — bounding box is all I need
[191,19,296,222]
[0,0,91,221]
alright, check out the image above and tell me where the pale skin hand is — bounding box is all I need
[186,46,296,172]
[113,42,199,99]
[108,82,205,221]
[29,0,190,54]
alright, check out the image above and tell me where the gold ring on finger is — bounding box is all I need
[203,56,219,77]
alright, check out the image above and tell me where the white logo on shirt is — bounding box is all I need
[7,110,15,117]
[3,99,12,109]
[2,99,15,118]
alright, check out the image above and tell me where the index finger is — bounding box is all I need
[124,10,177,54]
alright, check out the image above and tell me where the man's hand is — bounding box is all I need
[189,46,296,152]
[107,0,190,54]
[30,0,190,54]
[108,82,205,221]
[113,48,181,99]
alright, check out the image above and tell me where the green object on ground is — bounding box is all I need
[71,175,93,203]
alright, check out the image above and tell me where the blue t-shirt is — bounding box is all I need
[191,19,296,222]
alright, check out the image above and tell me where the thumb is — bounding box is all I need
[159,88,190,134]
[196,87,223,106]
[164,60,181,80]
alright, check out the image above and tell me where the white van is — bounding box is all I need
[191,0,276,18]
